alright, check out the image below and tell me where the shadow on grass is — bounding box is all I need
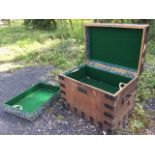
[10,38,84,70]
[0,25,54,47]
[0,21,84,73]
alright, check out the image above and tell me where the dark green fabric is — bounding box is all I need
[67,65,132,93]
[67,67,86,80]
[86,65,131,86]
[86,27,143,71]
[80,77,118,93]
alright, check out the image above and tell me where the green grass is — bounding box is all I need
[136,39,155,101]
[0,20,56,64]
[0,20,87,72]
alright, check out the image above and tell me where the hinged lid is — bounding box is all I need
[85,23,149,75]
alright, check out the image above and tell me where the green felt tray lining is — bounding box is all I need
[86,26,143,71]
[4,83,59,113]
[66,65,132,94]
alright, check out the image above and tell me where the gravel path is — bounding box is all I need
[0,66,100,135]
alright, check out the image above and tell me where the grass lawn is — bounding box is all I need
[0,20,84,72]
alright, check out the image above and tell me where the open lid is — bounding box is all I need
[85,23,149,74]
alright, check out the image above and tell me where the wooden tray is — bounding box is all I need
[3,82,60,121]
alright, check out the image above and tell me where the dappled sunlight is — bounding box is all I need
[0,24,54,47]
[0,32,62,64]
[145,53,155,66]
[11,38,84,70]
[0,45,23,63]
[0,22,57,69]
[0,20,85,72]
[0,62,24,72]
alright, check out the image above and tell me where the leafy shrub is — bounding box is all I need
[148,22,155,40]
[53,20,71,39]
[24,19,57,30]
[93,19,153,24]
[128,103,151,134]
[146,39,155,55]
[68,20,89,42]
[54,19,90,42]
[137,71,155,101]
[23,19,90,42]
[94,19,133,23]
[116,103,151,134]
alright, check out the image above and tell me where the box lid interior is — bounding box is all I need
[85,24,146,73]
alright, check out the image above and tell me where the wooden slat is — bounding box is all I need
[85,23,149,29]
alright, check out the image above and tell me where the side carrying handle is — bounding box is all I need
[77,87,87,94]
[119,82,127,90]
[122,90,133,104]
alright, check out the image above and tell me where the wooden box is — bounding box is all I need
[59,24,149,131]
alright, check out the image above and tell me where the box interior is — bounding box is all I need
[86,26,143,71]
[5,83,59,113]
[66,65,133,94]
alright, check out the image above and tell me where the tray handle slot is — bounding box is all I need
[122,90,133,104]
[12,105,23,110]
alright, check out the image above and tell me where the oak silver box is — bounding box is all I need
[59,23,149,131]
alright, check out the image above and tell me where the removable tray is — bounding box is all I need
[3,82,60,121]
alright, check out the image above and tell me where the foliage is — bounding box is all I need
[128,103,150,134]
[24,19,57,30]
[23,19,91,42]
[145,20,155,40]
[137,71,155,101]
[53,19,88,42]
[117,103,151,134]
[94,19,133,23]
[138,39,155,101]
[93,19,153,24]
[53,20,71,39]
[146,39,155,55]
[0,20,85,69]
[14,38,84,70]
[130,120,145,132]
[0,23,53,47]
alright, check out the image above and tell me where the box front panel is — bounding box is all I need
[59,73,138,130]
[59,74,118,129]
